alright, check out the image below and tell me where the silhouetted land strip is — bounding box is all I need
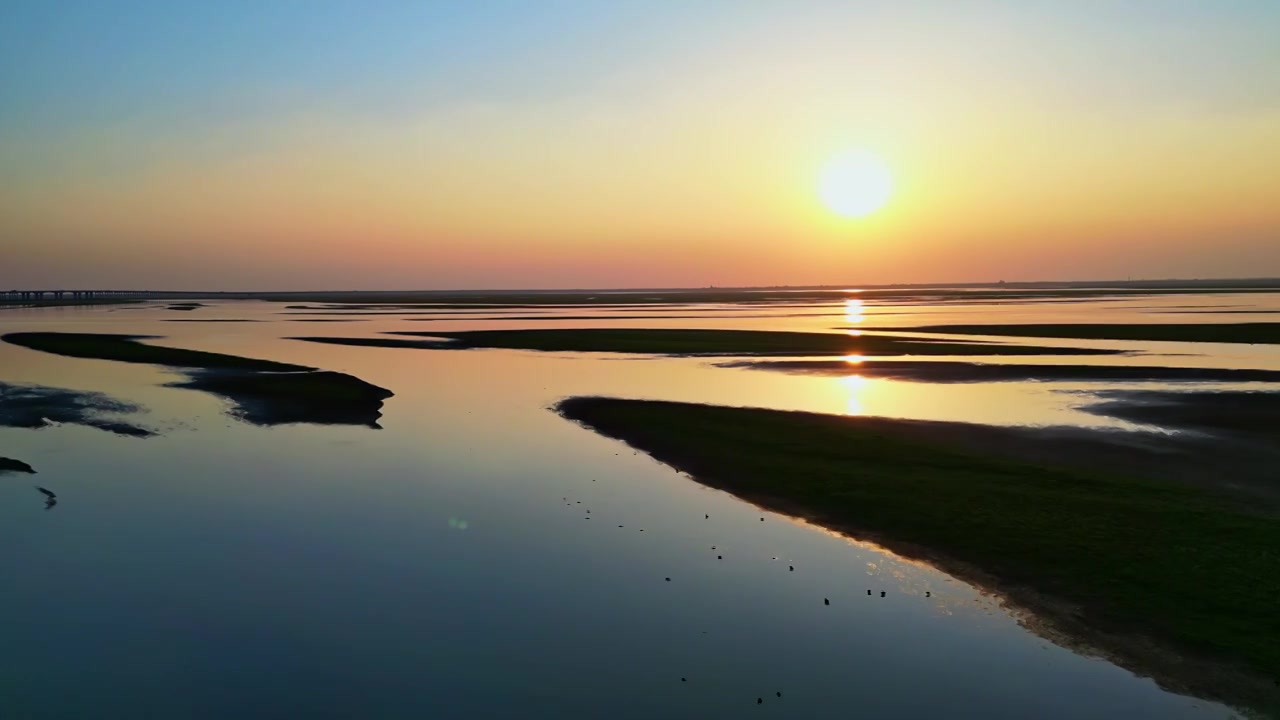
[4,332,307,371]
[0,457,35,474]
[309,329,1121,356]
[95,279,1280,307]
[879,322,1280,345]
[1084,390,1280,442]
[288,318,366,323]
[163,318,261,323]
[1164,309,1280,315]
[398,313,844,322]
[722,359,1280,383]
[292,336,455,350]
[7,279,1280,311]
[558,397,1280,715]
[176,370,394,427]
[2,333,391,428]
[0,381,153,437]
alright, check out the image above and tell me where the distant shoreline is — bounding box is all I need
[4,277,1280,301]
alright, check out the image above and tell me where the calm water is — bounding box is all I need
[3,293,1276,719]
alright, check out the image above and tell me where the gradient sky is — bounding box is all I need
[3,1,1278,290]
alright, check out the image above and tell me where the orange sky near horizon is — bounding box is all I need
[3,2,1279,290]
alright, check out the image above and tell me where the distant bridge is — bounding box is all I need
[1,290,169,301]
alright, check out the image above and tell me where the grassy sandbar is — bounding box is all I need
[0,457,35,474]
[3,333,390,428]
[558,397,1280,714]
[879,322,1280,345]
[294,328,1120,357]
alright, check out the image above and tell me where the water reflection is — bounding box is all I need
[845,298,866,324]
[841,374,868,416]
[0,298,1259,719]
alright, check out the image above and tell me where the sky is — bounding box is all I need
[2,1,1279,290]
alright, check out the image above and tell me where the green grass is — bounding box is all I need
[0,456,35,474]
[385,328,1119,356]
[3,332,309,372]
[882,322,1280,344]
[558,397,1280,709]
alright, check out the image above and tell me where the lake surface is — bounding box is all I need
[4,291,1277,719]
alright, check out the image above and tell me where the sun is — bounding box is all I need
[819,150,893,218]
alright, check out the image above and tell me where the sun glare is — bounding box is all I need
[819,150,893,218]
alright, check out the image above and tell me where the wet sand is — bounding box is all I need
[0,381,153,437]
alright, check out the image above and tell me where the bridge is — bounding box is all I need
[1,290,169,301]
[0,290,183,305]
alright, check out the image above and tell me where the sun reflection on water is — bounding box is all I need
[845,298,866,324]
[840,374,867,416]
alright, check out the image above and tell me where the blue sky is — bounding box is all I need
[5,0,1277,132]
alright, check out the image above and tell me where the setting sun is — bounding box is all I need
[819,150,894,219]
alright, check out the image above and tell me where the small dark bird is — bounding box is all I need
[926,591,931,597]
[717,555,722,560]
[867,590,871,595]
[757,698,763,705]
[776,692,782,698]
[789,566,794,571]
[35,487,56,500]
[665,577,671,582]
[681,678,687,682]
[881,591,886,597]
[824,598,830,605]
[705,514,709,519]
[760,517,764,521]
